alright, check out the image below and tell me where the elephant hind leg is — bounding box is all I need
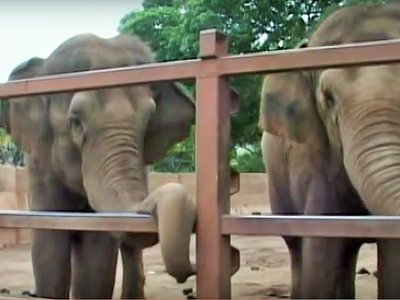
[71,231,119,299]
[120,243,146,299]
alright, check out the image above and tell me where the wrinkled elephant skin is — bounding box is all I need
[260,2,400,299]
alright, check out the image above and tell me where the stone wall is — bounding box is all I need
[0,165,29,247]
[0,165,270,248]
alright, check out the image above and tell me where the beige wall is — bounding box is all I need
[0,166,270,248]
[0,165,29,248]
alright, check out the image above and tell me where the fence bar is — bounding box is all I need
[195,30,232,299]
[4,211,400,238]
[0,59,200,98]
[2,39,400,98]
[0,296,43,300]
[221,38,400,75]
[0,211,157,232]
[222,215,400,238]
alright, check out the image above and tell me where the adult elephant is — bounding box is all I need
[3,33,240,299]
[259,1,400,299]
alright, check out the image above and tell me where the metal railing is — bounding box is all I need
[2,29,400,299]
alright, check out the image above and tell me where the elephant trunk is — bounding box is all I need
[341,100,400,215]
[81,129,197,284]
[81,129,148,212]
[141,183,197,283]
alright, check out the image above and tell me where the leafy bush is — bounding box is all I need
[0,128,24,166]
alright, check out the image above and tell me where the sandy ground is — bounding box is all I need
[0,205,379,299]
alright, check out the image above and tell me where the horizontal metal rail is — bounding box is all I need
[222,215,400,238]
[0,59,200,98]
[3,210,400,238]
[0,210,157,232]
[0,296,42,300]
[1,39,400,98]
[220,38,400,75]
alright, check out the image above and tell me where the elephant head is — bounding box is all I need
[5,33,194,209]
[260,1,400,216]
[2,33,240,284]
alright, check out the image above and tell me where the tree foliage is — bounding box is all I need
[119,0,363,172]
[0,0,386,171]
[0,128,24,166]
[118,0,338,154]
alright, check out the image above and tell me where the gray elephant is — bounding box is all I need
[3,33,240,299]
[260,1,400,299]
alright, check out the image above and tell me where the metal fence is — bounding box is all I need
[2,29,400,299]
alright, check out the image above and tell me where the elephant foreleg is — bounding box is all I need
[301,237,345,299]
[377,239,400,299]
[28,169,76,299]
[70,231,119,299]
[31,230,72,299]
[120,243,146,299]
[335,241,361,299]
[284,237,302,299]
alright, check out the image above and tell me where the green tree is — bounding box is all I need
[0,103,24,166]
[150,126,196,172]
[0,128,24,166]
[0,0,385,171]
[118,0,384,173]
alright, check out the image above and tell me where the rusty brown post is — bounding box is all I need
[195,29,232,299]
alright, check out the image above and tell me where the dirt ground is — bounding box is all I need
[0,204,379,299]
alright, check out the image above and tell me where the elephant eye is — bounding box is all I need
[323,89,336,107]
[67,115,82,130]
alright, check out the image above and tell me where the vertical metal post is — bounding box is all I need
[196,29,232,299]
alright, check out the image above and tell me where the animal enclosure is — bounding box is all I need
[1,29,400,299]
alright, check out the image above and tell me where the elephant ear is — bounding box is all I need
[144,82,195,165]
[2,57,49,153]
[259,41,328,150]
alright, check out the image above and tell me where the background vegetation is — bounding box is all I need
[0,0,385,171]
[117,0,383,173]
